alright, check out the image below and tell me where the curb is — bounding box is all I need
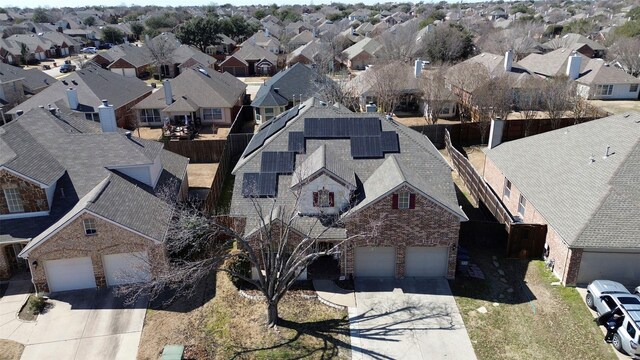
[316,294,348,310]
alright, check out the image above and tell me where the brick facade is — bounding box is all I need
[26,212,166,293]
[0,170,49,215]
[484,157,581,285]
[344,185,461,279]
[0,245,11,279]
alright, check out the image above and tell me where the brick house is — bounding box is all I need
[341,37,382,70]
[230,98,467,280]
[0,105,188,292]
[5,66,151,129]
[482,113,640,286]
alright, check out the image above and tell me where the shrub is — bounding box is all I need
[27,295,47,315]
[227,255,251,289]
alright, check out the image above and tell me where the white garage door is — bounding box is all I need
[122,68,136,78]
[577,252,640,285]
[355,247,395,277]
[103,252,151,286]
[405,246,449,277]
[45,257,96,292]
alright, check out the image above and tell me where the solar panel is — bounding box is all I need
[242,172,278,197]
[381,131,400,153]
[288,132,305,153]
[351,136,382,158]
[350,118,382,137]
[260,151,295,173]
[243,130,269,156]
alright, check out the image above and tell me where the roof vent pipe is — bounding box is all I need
[504,49,513,72]
[603,146,611,159]
[163,80,173,106]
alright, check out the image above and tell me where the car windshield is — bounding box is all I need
[619,297,640,305]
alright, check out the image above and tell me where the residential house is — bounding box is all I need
[91,44,153,78]
[251,63,335,123]
[132,68,246,127]
[288,30,315,51]
[0,105,189,291]
[0,63,56,111]
[6,66,152,128]
[519,48,640,100]
[286,39,321,67]
[483,112,640,286]
[242,30,281,54]
[544,33,607,58]
[341,37,382,70]
[220,43,278,77]
[348,9,372,22]
[4,34,54,61]
[230,98,467,280]
[0,38,23,65]
[205,34,236,56]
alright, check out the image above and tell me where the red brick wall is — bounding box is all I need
[344,185,461,279]
[483,157,579,284]
[116,91,152,129]
[0,170,49,215]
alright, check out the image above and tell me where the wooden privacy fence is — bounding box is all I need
[415,116,600,149]
[445,130,547,258]
[164,138,226,163]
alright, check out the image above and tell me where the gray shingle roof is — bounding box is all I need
[290,144,357,188]
[231,98,465,238]
[341,37,382,60]
[6,66,151,116]
[133,68,246,110]
[0,63,57,94]
[251,63,327,107]
[485,112,640,249]
[1,108,188,247]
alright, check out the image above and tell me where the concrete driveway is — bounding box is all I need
[349,278,477,360]
[20,288,146,360]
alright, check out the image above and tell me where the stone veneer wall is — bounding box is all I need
[0,170,49,215]
[483,157,581,285]
[344,185,461,279]
[26,212,166,293]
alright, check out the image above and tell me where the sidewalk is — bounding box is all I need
[0,278,36,344]
[313,280,356,308]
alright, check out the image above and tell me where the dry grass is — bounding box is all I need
[0,339,24,360]
[186,163,219,189]
[588,100,640,115]
[138,273,349,360]
[134,127,163,141]
[452,254,617,360]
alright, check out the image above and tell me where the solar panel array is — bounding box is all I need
[244,106,301,156]
[260,151,295,173]
[242,172,278,197]
[242,113,401,198]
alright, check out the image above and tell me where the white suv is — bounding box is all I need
[611,304,640,357]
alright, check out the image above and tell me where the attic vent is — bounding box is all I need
[71,80,77,85]
[62,80,68,85]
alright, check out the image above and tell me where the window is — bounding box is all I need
[83,218,97,235]
[630,84,639,92]
[627,322,637,339]
[398,191,410,209]
[203,108,223,121]
[255,108,261,121]
[503,179,512,199]
[440,106,450,115]
[518,195,526,216]
[85,113,100,122]
[3,188,24,213]
[140,109,161,123]
[595,84,613,96]
[313,189,334,208]
[264,107,275,121]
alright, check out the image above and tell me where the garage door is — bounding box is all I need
[405,246,449,277]
[355,247,395,277]
[45,257,96,292]
[577,252,640,285]
[103,252,151,286]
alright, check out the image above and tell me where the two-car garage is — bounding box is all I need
[576,251,640,286]
[354,246,449,278]
[44,252,151,292]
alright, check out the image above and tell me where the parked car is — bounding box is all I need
[81,47,97,54]
[610,306,640,357]
[59,64,76,73]
[635,286,640,295]
[586,280,631,312]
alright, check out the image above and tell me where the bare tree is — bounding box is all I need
[517,77,545,136]
[540,76,574,129]
[446,62,490,122]
[608,37,640,77]
[376,20,424,64]
[419,67,455,124]
[116,182,377,328]
[361,61,407,113]
[471,75,514,122]
[146,35,177,80]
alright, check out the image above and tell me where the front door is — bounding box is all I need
[4,244,27,271]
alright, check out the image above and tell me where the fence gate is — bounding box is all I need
[506,223,547,259]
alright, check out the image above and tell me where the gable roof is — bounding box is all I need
[485,112,640,249]
[519,48,590,77]
[544,33,607,52]
[103,43,152,68]
[290,144,356,189]
[134,68,246,110]
[231,43,278,64]
[251,63,329,107]
[341,37,382,60]
[0,63,57,94]
[231,98,466,238]
[576,59,640,86]
[6,66,151,116]
[1,108,188,247]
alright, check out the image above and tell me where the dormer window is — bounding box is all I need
[313,189,334,208]
[3,187,24,213]
[83,218,97,235]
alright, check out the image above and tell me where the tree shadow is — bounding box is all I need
[229,301,459,360]
[148,270,217,312]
